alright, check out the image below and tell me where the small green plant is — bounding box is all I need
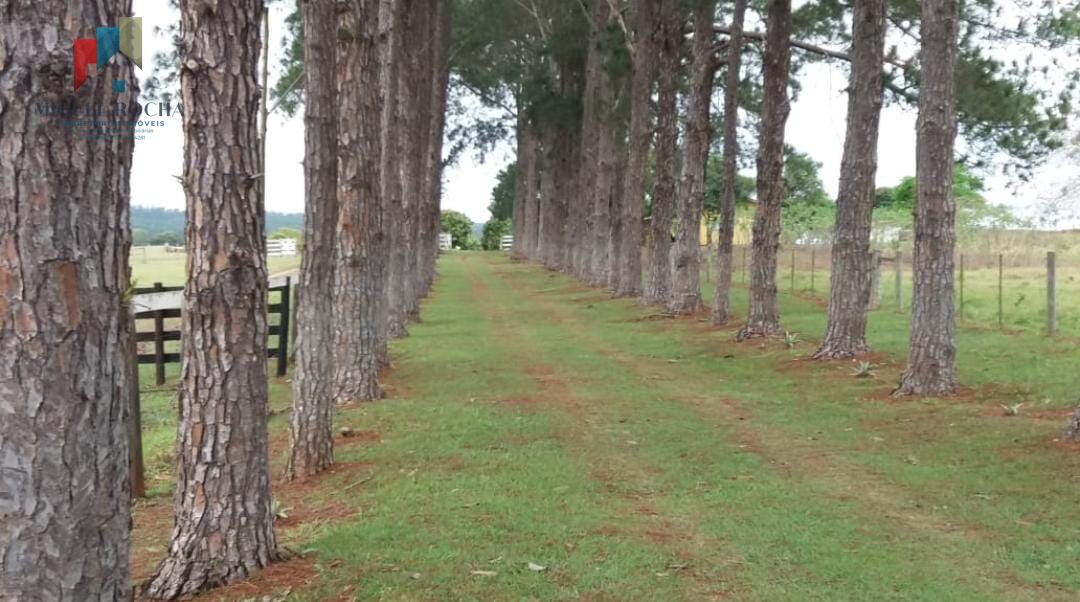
[121,278,139,306]
[784,331,800,349]
[1000,403,1024,417]
[852,361,874,378]
[271,499,291,520]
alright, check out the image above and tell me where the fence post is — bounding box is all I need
[869,250,881,310]
[277,277,291,377]
[289,280,299,363]
[963,251,972,319]
[128,310,145,498]
[810,247,816,293]
[1047,251,1056,337]
[152,281,166,386]
[997,253,1004,328]
[895,250,903,310]
[741,246,747,283]
[790,246,796,293]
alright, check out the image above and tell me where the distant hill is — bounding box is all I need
[131,206,304,245]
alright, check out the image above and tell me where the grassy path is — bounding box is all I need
[133,252,1079,601]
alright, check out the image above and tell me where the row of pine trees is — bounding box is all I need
[0,0,451,598]
[508,0,963,395]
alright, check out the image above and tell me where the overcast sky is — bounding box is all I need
[130,0,1076,227]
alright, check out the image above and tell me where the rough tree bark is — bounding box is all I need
[812,0,887,358]
[668,0,716,315]
[611,0,657,297]
[419,2,451,291]
[420,0,451,290]
[384,0,409,340]
[285,0,338,481]
[894,0,959,396]
[586,0,615,285]
[737,0,792,340]
[521,119,541,259]
[146,0,278,596]
[643,0,681,306]
[575,2,601,280]
[537,121,566,269]
[402,2,431,321]
[512,109,530,258]
[710,0,748,324]
[332,0,385,404]
[560,128,585,274]
[0,2,135,598]
[607,107,630,292]
[371,0,399,368]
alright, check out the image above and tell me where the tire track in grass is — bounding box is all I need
[462,258,741,599]
[488,257,1072,601]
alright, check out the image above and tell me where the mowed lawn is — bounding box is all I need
[131,252,1080,601]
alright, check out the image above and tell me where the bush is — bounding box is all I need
[481,218,512,250]
[441,210,477,250]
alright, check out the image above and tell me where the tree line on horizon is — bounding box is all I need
[128,205,305,246]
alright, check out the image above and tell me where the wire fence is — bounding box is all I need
[702,243,1079,337]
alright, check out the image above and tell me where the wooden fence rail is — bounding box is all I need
[133,278,292,384]
[128,276,293,497]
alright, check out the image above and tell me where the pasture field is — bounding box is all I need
[130,245,302,287]
[130,252,1078,600]
[712,244,1080,337]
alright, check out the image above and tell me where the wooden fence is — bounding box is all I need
[132,278,293,385]
[701,245,1068,337]
[128,276,294,497]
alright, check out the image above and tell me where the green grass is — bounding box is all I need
[133,252,1080,600]
[130,245,302,287]
[721,246,1080,337]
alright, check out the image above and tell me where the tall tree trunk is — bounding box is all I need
[585,1,617,285]
[643,0,681,306]
[147,0,278,596]
[512,109,530,258]
[385,0,410,339]
[560,129,585,275]
[710,0,748,324]
[521,119,541,259]
[372,0,399,367]
[285,0,338,481]
[668,0,715,315]
[0,2,135,597]
[402,2,431,321]
[538,122,565,269]
[737,0,792,340]
[421,0,451,291]
[609,68,630,293]
[894,0,958,396]
[813,0,886,358]
[613,0,659,298]
[332,0,385,403]
[607,100,630,292]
